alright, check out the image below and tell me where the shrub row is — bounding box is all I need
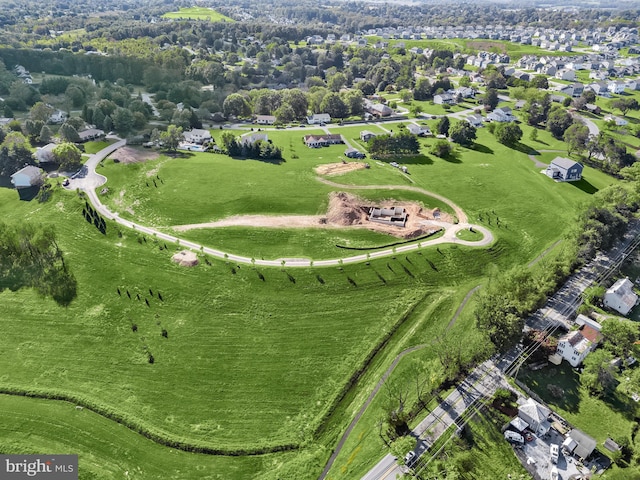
[0,386,299,456]
[334,229,443,251]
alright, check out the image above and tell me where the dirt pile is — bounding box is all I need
[172,250,199,267]
[315,162,367,176]
[110,147,159,164]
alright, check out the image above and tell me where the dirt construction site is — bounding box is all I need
[173,192,451,239]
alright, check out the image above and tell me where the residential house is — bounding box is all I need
[360,130,377,142]
[303,134,343,148]
[567,429,597,460]
[433,93,455,105]
[406,123,431,136]
[255,115,276,125]
[587,81,610,97]
[584,103,601,115]
[78,129,105,142]
[545,157,583,182]
[518,398,551,436]
[466,114,484,127]
[241,133,268,146]
[368,103,393,117]
[48,110,68,124]
[604,115,628,126]
[10,165,43,189]
[556,318,601,367]
[344,147,366,159]
[307,113,331,125]
[555,69,576,81]
[183,128,212,144]
[35,143,57,164]
[604,278,638,316]
[608,80,627,94]
[454,87,475,98]
[571,82,585,97]
[487,107,515,122]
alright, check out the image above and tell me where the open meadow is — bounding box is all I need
[162,7,234,22]
[0,119,620,479]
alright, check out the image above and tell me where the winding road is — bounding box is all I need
[65,139,493,267]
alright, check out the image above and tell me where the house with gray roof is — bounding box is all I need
[604,278,638,316]
[545,157,583,182]
[10,165,43,189]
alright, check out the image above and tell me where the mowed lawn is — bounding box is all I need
[0,186,452,454]
[162,7,234,22]
[0,395,269,480]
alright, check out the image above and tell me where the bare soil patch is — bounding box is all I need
[110,147,159,165]
[172,250,199,267]
[315,162,367,176]
[173,192,452,239]
[466,41,508,53]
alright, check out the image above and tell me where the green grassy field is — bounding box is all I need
[162,7,234,22]
[0,116,621,479]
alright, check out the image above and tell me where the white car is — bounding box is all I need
[404,451,416,465]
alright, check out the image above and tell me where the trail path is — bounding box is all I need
[65,142,492,267]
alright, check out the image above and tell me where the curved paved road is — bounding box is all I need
[65,140,493,268]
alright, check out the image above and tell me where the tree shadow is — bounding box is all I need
[381,155,433,165]
[442,151,462,163]
[569,178,599,194]
[604,388,640,421]
[470,143,494,154]
[511,141,540,155]
[229,155,286,165]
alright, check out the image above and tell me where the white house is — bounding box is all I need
[604,115,628,126]
[360,130,377,142]
[545,157,583,182]
[433,93,455,105]
[35,143,57,164]
[240,133,268,146]
[255,115,276,125]
[307,113,331,125]
[518,398,551,436]
[183,128,212,144]
[406,123,431,136]
[10,165,43,189]
[555,69,576,81]
[487,107,515,122]
[48,110,68,124]
[556,323,601,367]
[466,114,484,127]
[608,80,627,94]
[604,278,638,316]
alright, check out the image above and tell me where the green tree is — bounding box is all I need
[481,88,499,111]
[494,123,523,145]
[283,89,308,119]
[413,77,432,101]
[523,94,551,126]
[430,139,453,158]
[53,142,82,171]
[437,116,450,136]
[449,120,477,147]
[30,102,54,123]
[601,319,639,358]
[563,122,590,156]
[159,125,183,152]
[390,436,415,466]
[319,92,348,119]
[582,349,617,396]
[547,106,573,139]
[38,125,52,144]
[275,103,296,124]
[475,292,524,353]
[112,108,134,136]
[59,123,80,143]
[223,93,251,118]
[610,98,638,116]
[327,72,348,92]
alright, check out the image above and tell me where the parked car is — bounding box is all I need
[404,451,416,465]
